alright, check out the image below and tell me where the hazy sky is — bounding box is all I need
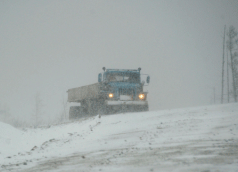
[1,0,238,121]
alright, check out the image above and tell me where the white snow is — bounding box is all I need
[1,103,238,172]
[107,100,147,105]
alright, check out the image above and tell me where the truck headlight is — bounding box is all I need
[109,93,114,98]
[139,94,145,100]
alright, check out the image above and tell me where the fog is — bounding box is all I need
[0,0,238,123]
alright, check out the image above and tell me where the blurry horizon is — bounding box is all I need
[0,0,238,124]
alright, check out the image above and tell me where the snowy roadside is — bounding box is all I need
[1,103,238,172]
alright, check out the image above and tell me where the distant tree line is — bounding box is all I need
[0,93,69,128]
[0,104,27,127]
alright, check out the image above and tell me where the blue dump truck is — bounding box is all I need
[67,67,150,119]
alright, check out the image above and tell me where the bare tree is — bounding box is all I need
[59,94,68,122]
[221,25,226,103]
[227,25,238,102]
[32,93,44,127]
[226,48,230,103]
[0,103,11,122]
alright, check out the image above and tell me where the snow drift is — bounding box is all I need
[1,103,238,172]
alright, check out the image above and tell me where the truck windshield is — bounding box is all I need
[106,73,140,83]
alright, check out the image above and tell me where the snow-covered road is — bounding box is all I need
[1,103,238,172]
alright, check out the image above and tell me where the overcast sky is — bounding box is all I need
[0,0,238,121]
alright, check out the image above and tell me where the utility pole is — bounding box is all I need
[221,25,226,104]
[213,87,216,104]
[227,26,237,102]
[227,49,230,103]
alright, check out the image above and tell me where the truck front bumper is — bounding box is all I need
[106,100,148,105]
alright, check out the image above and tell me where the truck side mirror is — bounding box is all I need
[98,73,102,82]
[146,76,150,83]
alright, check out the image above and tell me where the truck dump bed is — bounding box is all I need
[68,83,101,102]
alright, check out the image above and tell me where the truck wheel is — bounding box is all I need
[142,105,149,112]
[69,106,81,120]
[135,105,149,112]
[98,100,108,115]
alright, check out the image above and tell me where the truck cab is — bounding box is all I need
[68,67,150,119]
[97,68,149,113]
[98,68,149,100]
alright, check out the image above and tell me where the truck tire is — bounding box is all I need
[100,103,110,115]
[143,105,149,112]
[69,106,81,120]
[136,105,149,112]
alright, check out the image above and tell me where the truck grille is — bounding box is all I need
[119,88,135,95]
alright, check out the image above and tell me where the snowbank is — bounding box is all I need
[1,103,238,172]
[0,122,25,157]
